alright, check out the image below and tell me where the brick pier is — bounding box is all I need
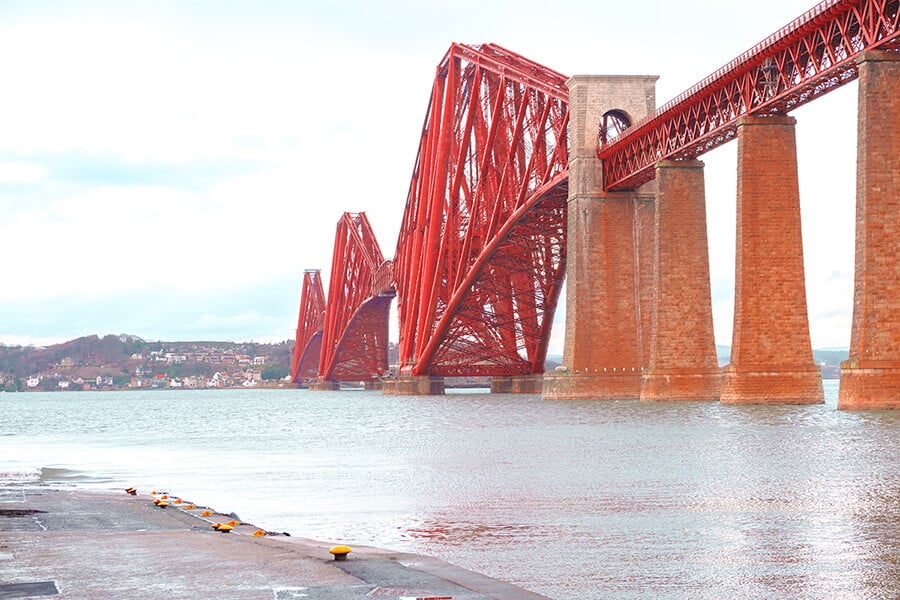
[543,74,658,400]
[641,159,722,402]
[721,115,823,405]
[382,376,445,395]
[839,51,900,410]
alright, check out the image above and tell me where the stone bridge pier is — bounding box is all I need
[543,75,658,400]
[539,53,899,409]
[839,51,900,410]
[720,115,823,404]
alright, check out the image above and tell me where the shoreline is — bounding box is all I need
[0,482,550,600]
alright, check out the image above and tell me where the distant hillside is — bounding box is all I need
[717,345,730,365]
[0,334,293,382]
[812,348,850,365]
[0,334,147,378]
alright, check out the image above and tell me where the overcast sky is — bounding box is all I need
[0,0,856,353]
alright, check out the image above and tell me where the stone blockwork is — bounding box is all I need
[544,75,658,400]
[545,193,655,399]
[491,374,543,394]
[839,51,900,410]
[721,115,823,404]
[309,379,339,391]
[641,160,722,402]
[383,376,445,396]
[543,369,645,400]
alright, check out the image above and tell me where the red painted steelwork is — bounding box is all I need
[318,212,394,382]
[599,0,900,190]
[290,269,326,384]
[394,43,569,377]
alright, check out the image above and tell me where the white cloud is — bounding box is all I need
[0,162,47,183]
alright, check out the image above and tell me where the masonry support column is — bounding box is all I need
[641,160,722,401]
[383,376,445,395]
[543,74,658,400]
[839,51,900,410]
[309,379,340,391]
[721,115,823,404]
[491,375,543,394]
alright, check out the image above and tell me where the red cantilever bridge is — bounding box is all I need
[293,0,900,409]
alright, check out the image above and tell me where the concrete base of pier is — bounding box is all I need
[309,379,339,391]
[640,368,723,402]
[542,370,641,400]
[490,374,543,394]
[720,366,824,405]
[838,363,900,410]
[361,380,382,391]
[0,485,547,600]
[382,376,445,395]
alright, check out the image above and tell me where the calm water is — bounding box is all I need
[1,382,897,599]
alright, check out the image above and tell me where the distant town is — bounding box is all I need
[0,334,847,393]
[0,334,295,392]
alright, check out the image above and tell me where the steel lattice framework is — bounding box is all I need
[394,43,570,377]
[290,269,326,384]
[318,212,394,382]
[599,0,900,190]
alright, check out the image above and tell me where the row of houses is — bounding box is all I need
[23,375,116,390]
[136,349,270,366]
[127,370,267,389]
[8,368,285,392]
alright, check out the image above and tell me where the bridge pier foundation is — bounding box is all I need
[490,375,543,394]
[543,74,658,401]
[542,192,654,400]
[721,115,823,405]
[641,160,722,401]
[383,376,445,396]
[308,379,339,391]
[839,51,900,410]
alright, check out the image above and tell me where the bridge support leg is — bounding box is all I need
[491,375,543,394]
[309,379,340,391]
[641,160,722,401]
[543,74,658,401]
[839,51,900,410]
[721,115,823,404]
[542,192,654,400]
[383,376,444,395]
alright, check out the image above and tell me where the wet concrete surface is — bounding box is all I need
[0,486,549,600]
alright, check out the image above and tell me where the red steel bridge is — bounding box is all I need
[292,0,899,408]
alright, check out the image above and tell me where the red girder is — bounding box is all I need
[394,43,569,377]
[599,0,900,190]
[290,269,326,384]
[318,212,394,382]
[327,293,394,382]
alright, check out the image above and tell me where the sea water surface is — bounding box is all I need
[1,381,897,599]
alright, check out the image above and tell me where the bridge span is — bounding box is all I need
[292,0,899,409]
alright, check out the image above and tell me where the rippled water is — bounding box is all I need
[1,381,897,599]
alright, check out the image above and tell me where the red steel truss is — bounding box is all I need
[394,43,569,377]
[318,212,395,382]
[290,269,326,384]
[599,0,900,190]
